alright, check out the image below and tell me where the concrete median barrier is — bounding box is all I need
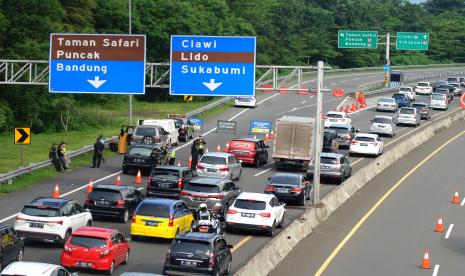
[235,108,465,276]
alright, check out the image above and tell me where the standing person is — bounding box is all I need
[167,144,176,165]
[161,144,169,165]
[49,143,62,172]
[198,135,206,157]
[58,142,70,171]
[117,128,128,154]
[191,139,199,170]
[98,135,105,163]
[150,147,162,168]
[92,138,104,168]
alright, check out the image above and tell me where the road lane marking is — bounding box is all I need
[445,224,454,239]
[432,264,440,276]
[254,168,272,176]
[315,129,465,276]
[264,161,275,167]
[460,197,465,206]
[354,77,360,80]
[301,101,306,104]
[231,235,253,253]
[329,83,336,86]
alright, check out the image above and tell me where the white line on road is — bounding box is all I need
[301,101,306,104]
[254,168,272,176]
[460,197,465,206]
[445,224,454,239]
[354,77,360,80]
[137,187,144,191]
[329,83,336,86]
[432,264,440,276]
[264,161,275,167]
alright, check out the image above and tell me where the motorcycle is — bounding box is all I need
[192,213,224,235]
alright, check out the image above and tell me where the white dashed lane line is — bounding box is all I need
[254,168,272,177]
[445,224,454,239]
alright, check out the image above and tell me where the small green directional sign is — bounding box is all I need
[396,32,429,50]
[338,30,378,49]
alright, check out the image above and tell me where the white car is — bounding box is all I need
[14,198,92,245]
[398,86,416,101]
[397,107,421,127]
[449,82,462,96]
[226,192,285,237]
[370,115,396,137]
[414,82,433,95]
[196,152,242,180]
[349,133,384,157]
[430,93,448,110]
[324,111,351,128]
[0,261,77,276]
[234,96,257,108]
[376,97,398,112]
[141,119,179,146]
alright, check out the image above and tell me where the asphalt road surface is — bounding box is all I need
[0,68,463,275]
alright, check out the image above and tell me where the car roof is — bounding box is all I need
[140,198,180,206]
[378,97,395,100]
[201,152,233,158]
[189,176,226,185]
[28,197,70,208]
[72,226,116,238]
[236,192,273,202]
[176,232,219,242]
[320,152,344,158]
[326,111,346,115]
[2,261,64,275]
[94,184,132,191]
[354,133,378,138]
[373,115,392,120]
[231,138,261,143]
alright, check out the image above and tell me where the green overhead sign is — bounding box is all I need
[396,32,429,50]
[338,30,378,49]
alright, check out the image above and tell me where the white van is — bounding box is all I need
[141,119,179,145]
[430,93,448,110]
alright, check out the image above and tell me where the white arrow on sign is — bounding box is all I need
[202,79,222,91]
[87,76,107,89]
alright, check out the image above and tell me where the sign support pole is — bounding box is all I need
[20,144,23,165]
[313,61,323,205]
[385,32,390,88]
[128,0,133,125]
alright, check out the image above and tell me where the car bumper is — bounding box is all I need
[418,112,429,118]
[377,105,397,111]
[350,146,378,155]
[164,266,214,276]
[226,222,272,233]
[196,170,230,179]
[85,206,125,218]
[337,139,351,147]
[272,192,302,202]
[147,189,181,198]
[61,254,112,270]
[234,156,255,164]
[234,101,256,107]
[430,103,447,109]
[123,162,152,170]
[397,118,417,125]
[307,171,343,179]
[180,197,224,211]
[15,229,64,243]
[273,158,308,168]
[130,224,177,239]
[370,126,393,135]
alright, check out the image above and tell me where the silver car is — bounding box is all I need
[370,115,396,137]
[196,152,242,180]
[376,97,398,112]
[449,82,462,96]
[307,152,352,184]
[397,107,421,127]
[180,177,242,212]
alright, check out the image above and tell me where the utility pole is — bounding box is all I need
[385,32,390,88]
[128,0,133,125]
[312,61,323,205]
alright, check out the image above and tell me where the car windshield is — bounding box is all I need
[373,117,391,124]
[21,206,60,217]
[451,83,460,88]
[200,156,226,165]
[171,240,211,258]
[270,175,300,185]
[328,127,349,135]
[128,147,152,156]
[136,203,171,218]
[417,83,429,87]
[378,98,395,103]
[134,127,156,137]
[400,109,415,115]
[184,183,220,193]
[326,113,343,118]
[321,157,338,164]
[234,199,266,210]
[324,132,335,139]
[173,119,183,127]
[70,235,107,249]
[89,189,122,201]
[151,169,180,179]
[399,87,411,92]
[432,94,445,100]
[355,136,375,142]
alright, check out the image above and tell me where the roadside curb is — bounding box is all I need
[234,108,465,276]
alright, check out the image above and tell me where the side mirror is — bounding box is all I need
[227,244,234,249]
[281,202,286,207]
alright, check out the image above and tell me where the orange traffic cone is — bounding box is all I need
[177,160,181,167]
[115,174,122,185]
[420,249,431,269]
[135,170,142,185]
[452,191,460,204]
[216,144,221,152]
[269,131,274,139]
[264,133,270,142]
[224,142,230,152]
[345,103,351,113]
[361,97,367,108]
[339,106,344,112]
[86,179,94,193]
[52,184,60,198]
[435,216,444,233]
[188,156,192,168]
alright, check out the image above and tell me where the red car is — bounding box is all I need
[226,138,269,166]
[60,227,130,275]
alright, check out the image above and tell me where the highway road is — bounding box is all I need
[269,106,465,276]
[0,67,463,275]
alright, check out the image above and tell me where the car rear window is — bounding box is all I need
[417,83,429,87]
[200,156,226,165]
[354,136,375,142]
[378,98,394,103]
[90,189,122,201]
[230,141,255,149]
[328,127,349,134]
[432,94,445,100]
[171,240,211,258]
[21,206,60,217]
[412,104,427,108]
[270,175,300,185]
[400,109,415,115]
[392,94,405,99]
[399,87,412,92]
[134,127,156,137]
[128,147,152,156]
[326,113,343,118]
[372,117,391,124]
[234,199,266,210]
[151,169,180,179]
[70,235,107,248]
[321,157,338,164]
[136,203,171,218]
[184,183,220,193]
[173,119,183,127]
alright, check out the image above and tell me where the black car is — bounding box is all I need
[411,102,431,120]
[327,124,357,148]
[0,225,24,269]
[147,165,196,198]
[323,129,339,153]
[265,173,312,206]
[122,144,160,174]
[437,85,454,100]
[84,184,144,223]
[434,80,448,91]
[172,117,195,142]
[163,232,233,276]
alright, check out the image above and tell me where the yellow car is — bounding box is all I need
[130,198,194,239]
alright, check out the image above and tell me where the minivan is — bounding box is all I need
[226,138,269,167]
[141,119,179,146]
[397,107,421,127]
[430,93,448,110]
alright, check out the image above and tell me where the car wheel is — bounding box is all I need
[122,166,129,174]
[122,251,129,265]
[131,235,139,241]
[254,157,260,167]
[121,210,129,223]
[235,169,242,181]
[298,191,306,206]
[278,213,285,228]
[225,258,232,274]
[62,229,72,246]
[267,222,276,237]
[17,247,24,261]
[105,261,115,275]
[86,220,92,226]
[142,136,154,145]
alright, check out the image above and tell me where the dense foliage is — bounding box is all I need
[0,0,464,133]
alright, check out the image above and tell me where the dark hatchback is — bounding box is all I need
[172,117,195,142]
[411,102,431,120]
[163,232,233,276]
[147,165,196,198]
[264,173,312,206]
[122,144,159,174]
[436,87,453,102]
[84,185,144,223]
[0,225,24,270]
[392,93,411,108]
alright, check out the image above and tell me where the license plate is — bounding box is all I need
[30,222,44,228]
[241,213,255,218]
[96,200,110,207]
[181,260,197,267]
[276,188,289,193]
[76,262,92,267]
[145,221,158,226]
[378,125,385,128]
[360,143,368,146]
[159,183,171,189]
[330,119,337,122]
[207,168,217,172]
[192,196,205,201]
[199,226,209,233]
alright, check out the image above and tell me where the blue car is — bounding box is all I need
[392,93,411,108]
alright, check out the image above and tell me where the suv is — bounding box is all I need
[147,165,196,198]
[327,124,356,148]
[84,184,144,223]
[392,93,411,108]
[0,225,24,270]
[197,152,242,181]
[398,86,416,101]
[226,138,269,167]
[397,107,421,127]
[307,152,352,184]
[122,144,160,174]
[323,129,339,153]
[411,102,431,120]
[131,125,169,146]
[180,177,242,213]
[14,198,92,245]
[163,232,233,276]
[264,173,312,206]
[172,117,194,142]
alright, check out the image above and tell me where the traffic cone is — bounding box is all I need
[435,216,444,233]
[52,184,60,198]
[135,170,142,185]
[224,142,230,152]
[351,102,356,112]
[115,174,122,185]
[452,191,460,204]
[339,106,343,112]
[270,131,274,139]
[177,160,181,167]
[216,144,221,152]
[188,156,192,167]
[345,103,351,113]
[86,179,94,193]
[264,133,270,142]
[420,249,431,269]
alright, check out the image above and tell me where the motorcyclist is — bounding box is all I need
[198,203,211,221]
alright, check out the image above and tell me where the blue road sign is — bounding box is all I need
[189,117,204,132]
[383,64,390,71]
[170,35,256,97]
[249,120,272,134]
[49,34,146,94]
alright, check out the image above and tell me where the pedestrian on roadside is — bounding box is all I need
[198,135,206,157]
[92,137,104,168]
[58,142,70,171]
[117,128,128,154]
[191,139,199,170]
[161,143,169,165]
[49,143,62,172]
[98,135,105,163]
[150,147,162,168]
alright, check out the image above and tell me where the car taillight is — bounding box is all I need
[227,209,237,215]
[291,187,302,193]
[156,136,161,143]
[100,249,110,258]
[351,140,358,145]
[64,244,72,254]
[180,191,191,196]
[50,220,64,225]
[16,216,27,221]
[197,165,205,170]
[177,178,183,189]
[371,142,378,146]
[209,194,224,199]
[147,176,151,187]
[165,248,171,265]
[116,199,125,207]
[218,167,229,172]
[259,212,271,218]
[85,195,91,205]
[265,185,275,192]
[208,253,215,269]
[132,213,136,223]
[168,216,174,227]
